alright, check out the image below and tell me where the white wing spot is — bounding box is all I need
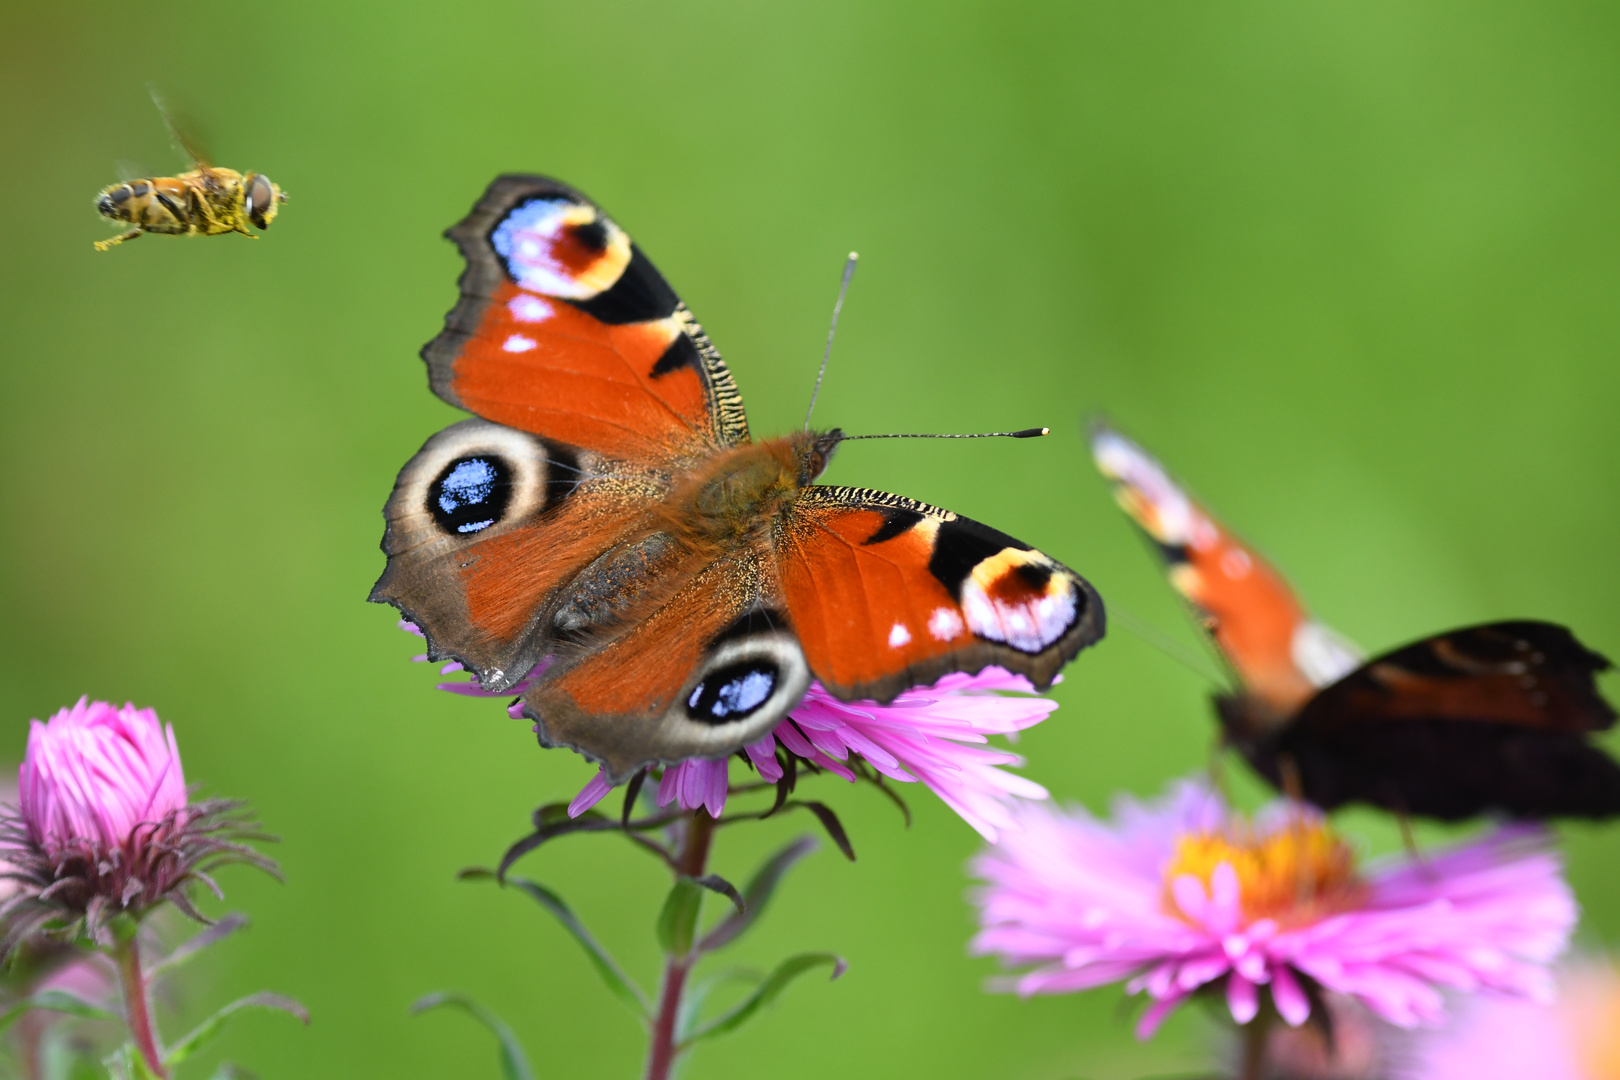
[1220,549,1252,579]
[928,607,964,641]
[888,622,912,648]
[507,294,554,323]
[503,334,538,353]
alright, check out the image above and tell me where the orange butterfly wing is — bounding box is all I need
[1090,423,1362,724]
[779,486,1105,701]
[422,175,749,462]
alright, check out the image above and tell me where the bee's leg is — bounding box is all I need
[93,229,142,252]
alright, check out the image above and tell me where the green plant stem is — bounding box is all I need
[114,934,168,1079]
[643,809,716,1080]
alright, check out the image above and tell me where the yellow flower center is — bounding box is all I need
[1162,817,1363,927]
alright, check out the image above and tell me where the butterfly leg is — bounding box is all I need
[93,228,142,252]
[1276,752,1305,805]
[1207,730,1230,801]
[1394,807,1425,864]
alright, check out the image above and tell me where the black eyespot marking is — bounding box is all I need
[130,182,150,197]
[1014,560,1054,592]
[571,246,679,325]
[650,333,700,378]
[428,455,514,536]
[570,218,609,252]
[686,660,780,724]
[1155,540,1191,566]
[864,507,925,546]
[927,517,1032,600]
[110,186,133,204]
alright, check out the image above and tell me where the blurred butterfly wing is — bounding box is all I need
[521,551,810,782]
[777,486,1104,701]
[423,174,749,462]
[1090,423,1361,724]
[1265,620,1620,818]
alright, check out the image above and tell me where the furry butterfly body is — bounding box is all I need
[1092,423,1620,821]
[373,176,1105,782]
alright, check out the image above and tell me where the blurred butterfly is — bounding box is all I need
[1091,422,1620,821]
[371,175,1105,783]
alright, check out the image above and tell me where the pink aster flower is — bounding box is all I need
[1405,959,1620,1080]
[403,621,1055,841]
[0,699,276,950]
[969,780,1575,1038]
[19,699,187,858]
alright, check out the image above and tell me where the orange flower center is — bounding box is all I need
[1162,817,1364,927]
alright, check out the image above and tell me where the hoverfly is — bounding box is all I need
[93,91,286,252]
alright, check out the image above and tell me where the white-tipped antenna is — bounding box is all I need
[842,427,1050,440]
[804,252,860,431]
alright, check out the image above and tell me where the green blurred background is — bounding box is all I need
[3,2,1620,1076]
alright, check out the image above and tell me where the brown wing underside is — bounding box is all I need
[1293,620,1615,734]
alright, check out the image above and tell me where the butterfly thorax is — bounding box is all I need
[664,431,841,545]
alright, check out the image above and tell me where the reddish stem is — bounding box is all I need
[643,809,717,1080]
[114,934,168,1078]
[1238,1012,1272,1080]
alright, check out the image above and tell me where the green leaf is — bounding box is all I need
[0,989,116,1032]
[655,877,704,958]
[682,952,845,1045]
[502,876,651,1015]
[699,836,817,953]
[674,968,760,1043]
[786,801,856,860]
[163,992,309,1067]
[147,913,249,977]
[102,1045,162,1080]
[411,993,536,1080]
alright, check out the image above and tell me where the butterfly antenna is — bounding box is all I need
[804,252,859,431]
[1110,603,1228,687]
[842,428,1050,440]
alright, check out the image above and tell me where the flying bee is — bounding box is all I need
[93,91,286,252]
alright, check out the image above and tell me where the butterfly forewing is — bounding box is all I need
[423,175,749,462]
[1090,423,1361,726]
[779,486,1104,701]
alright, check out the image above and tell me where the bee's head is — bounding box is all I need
[243,173,285,230]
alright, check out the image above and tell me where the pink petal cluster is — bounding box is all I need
[403,623,1055,841]
[970,781,1576,1037]
[19,699,188,857]
[572,670,1055,840]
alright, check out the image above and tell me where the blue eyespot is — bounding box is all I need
[428,455,513,536]
[686,660,779,724]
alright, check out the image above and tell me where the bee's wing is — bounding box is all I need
[115,159,149,183]
[148,85,212,168]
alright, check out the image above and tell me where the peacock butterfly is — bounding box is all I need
[371,175,1105,783]
[1091,423,1620,821]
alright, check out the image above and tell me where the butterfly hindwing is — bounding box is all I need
[523,551,810,782]
[778,485,1104,701]
[423,175,749,462]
